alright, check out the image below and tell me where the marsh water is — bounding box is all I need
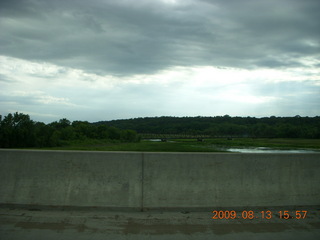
[225,147,319,153]
[145,139,319,153]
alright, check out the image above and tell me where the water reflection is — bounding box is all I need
[226,147,319,153]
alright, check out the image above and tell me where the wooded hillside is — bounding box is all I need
[96,115,320,138]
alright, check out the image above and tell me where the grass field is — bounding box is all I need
[35,137,320,152]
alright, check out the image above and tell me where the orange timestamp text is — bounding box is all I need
[211,210,308,220]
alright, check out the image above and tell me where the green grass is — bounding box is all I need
[32,137,320,152]
[39,140,221,152]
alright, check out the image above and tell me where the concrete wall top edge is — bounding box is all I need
[0,149,320,156]
[0,149,143,155]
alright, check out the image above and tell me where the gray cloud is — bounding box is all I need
[1,0,319,75]
[0,73,14,83]
[0,0,319,121]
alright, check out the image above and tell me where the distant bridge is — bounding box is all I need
[139,133,236,141]
[139,133,252,141]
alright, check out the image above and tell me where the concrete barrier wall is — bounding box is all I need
[0,150,319,210]
[143,153,320,209]
[0,150,142,209]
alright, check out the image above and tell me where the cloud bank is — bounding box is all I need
[0,0,319,122]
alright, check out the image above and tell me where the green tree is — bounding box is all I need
[0,112,36,147]
[108,126,121,140]
[121,129,138,142]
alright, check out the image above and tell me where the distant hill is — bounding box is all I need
[95,115,320,138]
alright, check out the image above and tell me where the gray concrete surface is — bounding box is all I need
[1,150,320,210]
[143,152,320,208]
[1,206,320,240]
[0,150,142,209]
[1,150,320,239]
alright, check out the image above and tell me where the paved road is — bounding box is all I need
[1,207,320,240]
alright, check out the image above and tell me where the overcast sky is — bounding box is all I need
[1,0,319,123]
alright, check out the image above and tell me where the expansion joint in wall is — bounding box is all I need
[141,152,145,212]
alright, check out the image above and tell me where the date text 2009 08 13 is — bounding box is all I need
[211,210,308,220]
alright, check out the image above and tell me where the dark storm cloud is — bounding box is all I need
[0,0,319,75]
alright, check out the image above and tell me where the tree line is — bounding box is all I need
[0,112,139,148]
[2,113,319,149]
[97,115,320,139]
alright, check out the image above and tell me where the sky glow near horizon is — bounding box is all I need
[0,0,320,123]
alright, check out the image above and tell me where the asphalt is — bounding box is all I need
[1,206,320,240]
